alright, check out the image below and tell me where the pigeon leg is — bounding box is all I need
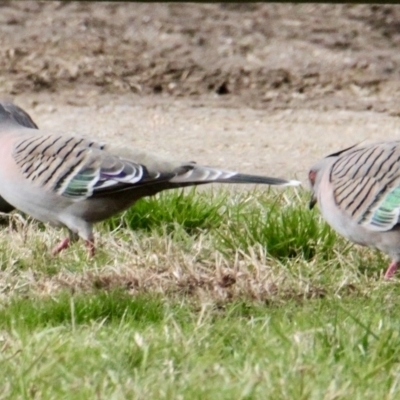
[85,239,95,257]
[384,260,399,279]
[51,237,71,255]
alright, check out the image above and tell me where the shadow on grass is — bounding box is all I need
[106,188,228,236]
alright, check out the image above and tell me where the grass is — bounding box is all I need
[0,187,398,399]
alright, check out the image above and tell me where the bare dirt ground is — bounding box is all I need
[1,2,400,181]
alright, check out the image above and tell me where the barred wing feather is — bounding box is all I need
[330,141,400,231]
[13,133,146,200]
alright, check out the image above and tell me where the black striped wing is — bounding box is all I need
[12,133,146,200]
[330,141,400,231]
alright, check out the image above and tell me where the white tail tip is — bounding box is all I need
[286,180,302,186]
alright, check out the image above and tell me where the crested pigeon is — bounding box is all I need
[0,101,38,213]
[0,104,299,256]
[309,140,400,279]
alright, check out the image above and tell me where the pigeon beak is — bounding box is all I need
[309,194,317,210]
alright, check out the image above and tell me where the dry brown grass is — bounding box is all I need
[0,201,383,309]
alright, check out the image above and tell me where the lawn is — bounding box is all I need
[0,187,398,399]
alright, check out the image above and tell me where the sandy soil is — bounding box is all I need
[1,3,400,183]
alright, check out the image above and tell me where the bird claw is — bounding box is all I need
[51,238,95,257]
[51,237,71,255]
[85,240,95,257]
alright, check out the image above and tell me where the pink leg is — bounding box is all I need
[384,260,398,279]
[85,239,95,257]
[51,237,71,255]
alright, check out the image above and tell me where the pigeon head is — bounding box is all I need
[308,159,327,210]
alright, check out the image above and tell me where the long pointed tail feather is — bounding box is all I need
[169,165,300,187]
[217,173,300,186]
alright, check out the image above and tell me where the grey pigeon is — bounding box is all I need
[0,103,300,256]
[0,101,38,213]
[309,141,400,279]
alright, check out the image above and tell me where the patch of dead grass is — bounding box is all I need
[0,207,385,308]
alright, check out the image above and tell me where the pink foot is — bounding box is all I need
[51,237,70,255]
[85,240,95,257]
[384,261,398,279]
